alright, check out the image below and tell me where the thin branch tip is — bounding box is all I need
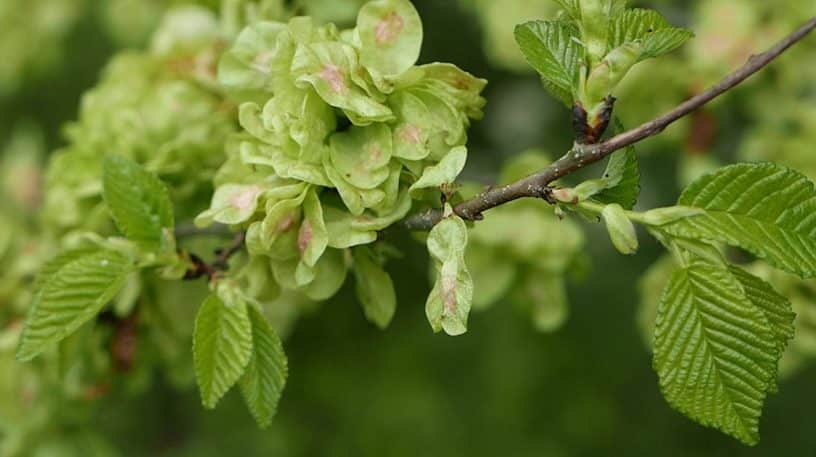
[400,15,816,231]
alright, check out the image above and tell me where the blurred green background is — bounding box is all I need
[1,0,815,455]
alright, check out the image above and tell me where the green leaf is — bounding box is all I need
[594,120,640,209]
[601,203,638,255]
[217,21,289,101]
[250,184,309,254]
[637,254,677,348]
[551,0,580,20]
[193,293,253,409]
[292,41,393,124]
[426,207,472,336]
[661,163,816,278]
[31,247,101,292]
[102,155,174,250]
[240,141,332,188]
[584,42,641,101]
[329,124,393,190]
[728,266,795,356]
[298,187,329,268]
[302,248,348,301]
[579,0,611,65]
[728,264,796,394]
[239,305,288,428]
[408,146,467,196]
[17,249,134,361]
[608,8,669,48]
[324,206,378,248]
[640,28,694,60]
[389,91,432,161]
[195,184,266,227]
[653,259,778,445]
[356,0,423,76]
[514,20,582,106]
[607,9,692,61]
[323,157,387,216]
[352,247,397,329]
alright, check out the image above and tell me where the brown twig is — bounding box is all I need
[212,231,246,271]
[402,15,816,231]
[182,231,246,281]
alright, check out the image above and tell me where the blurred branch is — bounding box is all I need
[402,15,816,231]
[174,223,232,238]
[211,231,246,271]
[182,231,246,281]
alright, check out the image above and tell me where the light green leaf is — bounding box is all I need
[426,207,472,336]
[103,155,174,250]
[353,247,397,329]
[302,248,348,301]
[389,91,432,161]
[514,20,582,106]
[298,188,328,268]
[584,42,641,101]
[241,141,332,188]
[407,88,466,148]
[195,184,266,227]
[641,28,694,60]
[31,247,101,292]
[356,0,423,76]
[193,294,253,409]
[408,146,467,196]
[292,41,393,124]
[551,0,580,20]
[608,8,669,49]
[661,163,816,278]
[413,63,487,120]
[323,158,387,216]
[239,305,288,428]
[579,0,611,65]
[329,124,393,190]
[252,185,309,255]
[217,21,289,100]
[653,260,778,445]
[239,101,280,145]
[601,203,638,255]
[350,190,412,231]
[324,206,378,248]
[17,249,134,361]
[607,9,692,61]
[574,124,639,208]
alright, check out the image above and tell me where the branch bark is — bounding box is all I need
[402,15,816,231]
[183,231,246,281]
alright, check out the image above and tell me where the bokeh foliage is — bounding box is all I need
[1,0,815,455]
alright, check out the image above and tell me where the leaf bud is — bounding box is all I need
[601,203,638,255]
[585,42,642,103]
